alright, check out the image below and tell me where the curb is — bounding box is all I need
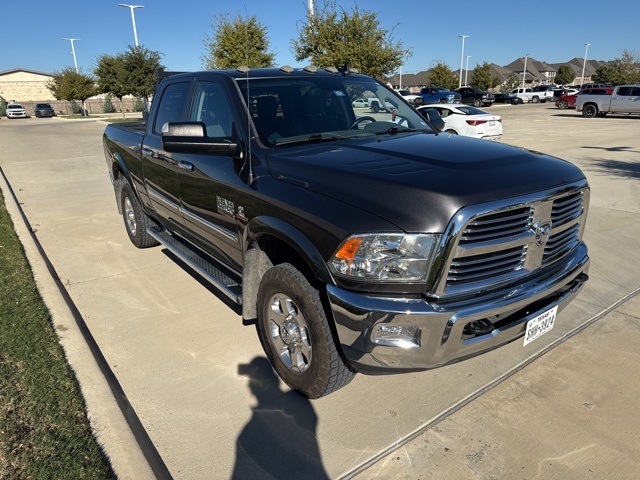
[0,167,164,480]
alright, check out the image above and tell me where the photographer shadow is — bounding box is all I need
[232,357,329,480]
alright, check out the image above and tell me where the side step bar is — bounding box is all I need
[147,228,242,305]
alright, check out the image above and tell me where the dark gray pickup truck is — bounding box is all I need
[103,66,590,398]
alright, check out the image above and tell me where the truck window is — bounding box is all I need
[153,82,191,134]
[191,81,234,138]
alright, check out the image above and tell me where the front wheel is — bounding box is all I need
[473,98,482,107]
[120,182,159,248]
[532,96,540,103]
[256,263,355,398]
[582,104,598,118]
[557,100,569,109]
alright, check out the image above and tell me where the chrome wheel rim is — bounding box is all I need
[267,293,312,374]
[124,196,137,236]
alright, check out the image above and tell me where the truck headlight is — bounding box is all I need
[329,233,440,282]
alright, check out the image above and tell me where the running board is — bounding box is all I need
[147,228,242,305]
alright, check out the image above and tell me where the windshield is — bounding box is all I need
[8,104,23,109]
[237,74,433,147]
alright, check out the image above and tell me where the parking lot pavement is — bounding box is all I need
[0,104,639,479]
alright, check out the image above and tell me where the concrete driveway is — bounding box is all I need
[0,106,638,479]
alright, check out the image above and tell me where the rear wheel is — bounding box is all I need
[557,100,569,109]
[120,183,159,248]
[256,263,355,398]
[532,96,540,103]
[582,104,598,118]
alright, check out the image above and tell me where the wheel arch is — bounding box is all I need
[109,152,137,214]
[241,216,335,320]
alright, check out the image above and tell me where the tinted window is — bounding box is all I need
[153,81,190,134]
[630,87,640,96]
[190,81,234,138]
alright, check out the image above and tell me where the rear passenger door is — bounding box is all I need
[142,80,192,229]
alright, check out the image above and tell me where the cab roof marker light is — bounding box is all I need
[325,66,339,74]
[303,65,318,73]
[280,65,294,73]
[237,66,250,73]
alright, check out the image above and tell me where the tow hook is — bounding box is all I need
[463,318,495,335]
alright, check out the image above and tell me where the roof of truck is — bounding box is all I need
[163,66,370,81]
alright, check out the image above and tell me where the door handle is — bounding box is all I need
[142,147,155,157]
[178,161,194,172]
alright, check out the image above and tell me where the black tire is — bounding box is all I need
[370,102,380,113]
[256,263,355,398]
[438,98,447,104]
[582,104,597,118]
[120,182,159,248]
[532,96,540,103]
[445,129,458,134]
[473,98,482,107]
[557,100,569,109]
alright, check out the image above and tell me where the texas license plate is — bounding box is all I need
[523,306,558,346]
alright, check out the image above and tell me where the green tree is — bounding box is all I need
[0,96,6,116]
[555,64,574,85]
[470,61,498,90]
[292,0,411,80]
[47,68,97,116]
[103,94,116,113]
[426,62,457,91]
[203,13,275,69]
[95,53,128,117]
[592,49,640,85]
[122,45,163,108]
[500,73,520,93]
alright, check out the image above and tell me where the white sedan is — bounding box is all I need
[418,104,502,140]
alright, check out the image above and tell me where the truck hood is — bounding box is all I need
[265,132,586,233]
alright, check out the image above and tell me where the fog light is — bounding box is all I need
[373,325,420,348]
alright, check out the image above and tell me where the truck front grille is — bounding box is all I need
[440,186,588,296]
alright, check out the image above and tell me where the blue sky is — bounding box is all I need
[1,0,638,76]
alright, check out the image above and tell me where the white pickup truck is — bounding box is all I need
[575,84,640,117]
[510,87,554,103]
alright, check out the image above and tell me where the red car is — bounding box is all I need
[556,87,612,109]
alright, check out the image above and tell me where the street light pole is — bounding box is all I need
[581,43,590,85]
[63,38,80,73]
[458,35,469,88]
[521,54,529,89]
[465,55,471,86]
[119,4,144,47]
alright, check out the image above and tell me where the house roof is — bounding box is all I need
[0,68,54,77]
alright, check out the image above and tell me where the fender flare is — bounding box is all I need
[244,216,335,285]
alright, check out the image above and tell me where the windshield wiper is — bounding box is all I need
[275,133,349,147]
[374,126,418,135]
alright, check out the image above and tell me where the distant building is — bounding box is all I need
[548,58,604,85]
[0,68,54,102]
[388,56,609,92]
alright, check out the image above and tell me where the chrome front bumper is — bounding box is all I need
[327,245,589,373]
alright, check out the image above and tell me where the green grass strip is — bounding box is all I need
[0,189,114,479]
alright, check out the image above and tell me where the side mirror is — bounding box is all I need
[161,122,238,156]
[421,108,445,132]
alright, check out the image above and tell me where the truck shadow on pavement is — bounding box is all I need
[232,357,329,480]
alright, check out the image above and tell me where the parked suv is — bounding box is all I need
[34,103,55,117]
[6,103,28,119]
